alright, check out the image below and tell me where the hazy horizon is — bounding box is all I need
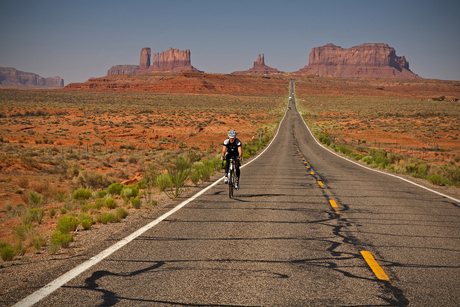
[1,0,459,85]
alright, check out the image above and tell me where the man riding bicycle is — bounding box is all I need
[221,130,242,190]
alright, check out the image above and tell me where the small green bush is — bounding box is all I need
[94,190,107,199]
[73,188,92,202]
[131,197,141,209]
[155,173,172,191]
[1,245,16,261]
[116,207,129,220]
[51,230,73,248]
[429,174,446,186]
[94,198,105,209]
[80,219,93,230]
[105,198,117,209]
[28,191,44,207]
[121,185,139,198]
[338,145,351,155]
[362,156,373,165]
[107,183,123,195]
[57,215,80,233]
[79,212,93,222]
[100,212,116,224]
[137,179,147,189]
[49,207,56,217]
[22,208,45,225]
[81,204,92,212]
[319,135,331,146]
[60,207,67,215]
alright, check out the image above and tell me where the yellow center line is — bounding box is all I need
[329,200,341,214]
[317,181,324,188]
[310,171,314,174]
[361,251,390,281]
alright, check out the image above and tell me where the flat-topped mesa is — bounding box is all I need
[108,47,202,76]
[0,67,64,87]
[295,43,420,79]
[140,47,202,73]
[107,65,140,75]
[232,54,284,75]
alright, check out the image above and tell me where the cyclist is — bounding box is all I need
[221,130,242,190]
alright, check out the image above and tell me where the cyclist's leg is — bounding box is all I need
[224,156,230,176]
[235,159,240,180]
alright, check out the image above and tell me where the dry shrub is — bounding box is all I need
[18,177,29,189]
[74,170,115,189]
[23,227,46,251]
[30,180,58,202]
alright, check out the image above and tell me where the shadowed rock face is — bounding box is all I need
[0,67,64,87]
[232,54,284,75]
[295,43,420,79]
[139,47,151,70]
[107,65,140,75]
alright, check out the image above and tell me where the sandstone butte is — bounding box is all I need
[0,67,64,87]
[107,47,203,76]
[294,43,420,79]
[231,54,284,75]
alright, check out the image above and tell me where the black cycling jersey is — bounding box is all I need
[223,138,242,157]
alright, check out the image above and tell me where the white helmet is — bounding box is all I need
[228,130,237,138]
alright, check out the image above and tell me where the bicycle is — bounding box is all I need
[223,157,238,198]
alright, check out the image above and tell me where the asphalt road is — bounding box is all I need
[13,84,460,306]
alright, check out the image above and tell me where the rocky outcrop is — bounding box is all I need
[139,47,151,70]
[139,47,202,73]
[108,47,202,76]
[294,43,420,79]
[232,54,284,75]
[0,67,64,87]
[107,65,140,75]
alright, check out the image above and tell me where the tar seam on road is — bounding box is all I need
[297,100,460,205]
[13,99,292,307]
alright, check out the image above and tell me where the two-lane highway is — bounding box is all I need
[12,83,460,306]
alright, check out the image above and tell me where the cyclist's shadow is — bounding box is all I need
[231,193,286,202]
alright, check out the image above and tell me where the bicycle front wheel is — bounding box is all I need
[229,171,233,198]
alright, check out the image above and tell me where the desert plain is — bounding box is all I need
[0,71,459,267]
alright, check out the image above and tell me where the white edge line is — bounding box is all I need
[296,99,460,204]
[14,100,291,307]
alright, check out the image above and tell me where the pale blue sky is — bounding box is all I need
[1,0,459,85]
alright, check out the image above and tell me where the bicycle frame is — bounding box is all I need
[228,157,236,198]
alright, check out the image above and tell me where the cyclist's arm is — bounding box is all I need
[238,146,242,159]
[221,145,227,160]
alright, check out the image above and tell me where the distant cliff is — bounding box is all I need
[107,47,202,75]
[232,54,284,75]
[295,43,420,79]
[0,67,64,87]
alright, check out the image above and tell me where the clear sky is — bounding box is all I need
[1,0,459,85]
